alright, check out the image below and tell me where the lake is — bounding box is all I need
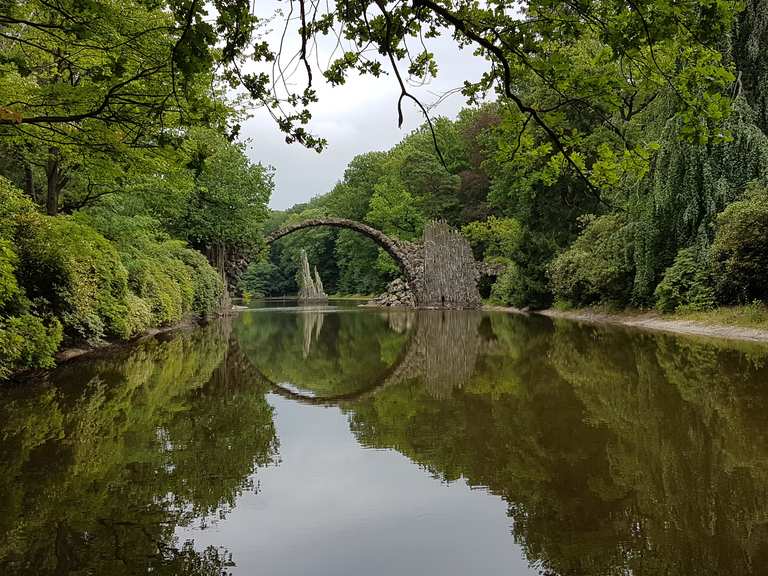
[2,301,768,575]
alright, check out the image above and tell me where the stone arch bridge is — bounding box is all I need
[265,217,500,309]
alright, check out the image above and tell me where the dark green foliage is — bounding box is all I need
[334,231,391,295]
[550,215,634,307]
[654,247,716,312]
[732,0,768,134]
[239,260,278,298]
[491,230,558,309]
[632,99,768,301]
[710,184,768,303]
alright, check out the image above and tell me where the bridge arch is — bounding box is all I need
[264,217,420,291]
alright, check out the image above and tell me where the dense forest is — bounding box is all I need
[3,0,768,376]
[251,0,768,311]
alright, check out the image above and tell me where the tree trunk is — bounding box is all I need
[23,162,38,202]
[46,147,60,216]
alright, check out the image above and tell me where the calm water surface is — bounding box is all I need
[2,302,768,575]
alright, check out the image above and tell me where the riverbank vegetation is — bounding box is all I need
[0,0,273,376]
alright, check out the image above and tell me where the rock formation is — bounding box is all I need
[298,249,328,303]
[366,278,415,307]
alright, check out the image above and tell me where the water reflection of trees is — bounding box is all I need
[6,308,768,575]
[0,321,278,576]
[345,313,768,575]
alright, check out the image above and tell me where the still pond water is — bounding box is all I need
[2,302,768,575]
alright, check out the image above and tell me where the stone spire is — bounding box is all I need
[298,249,328,302]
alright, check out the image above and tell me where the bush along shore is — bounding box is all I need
[0,177,225,380]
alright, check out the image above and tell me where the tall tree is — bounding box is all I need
[0,0,236,213]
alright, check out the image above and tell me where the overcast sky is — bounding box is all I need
[238,2,489,210]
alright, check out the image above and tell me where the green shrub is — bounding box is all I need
[124,292,153,336]
[171,245,223,316]
[0,180,64,376]
[14,213,132,342]
[490,261,549,309]
[0,314,63,379]
[121,244,189,326]
[120,241,223,326]
[0,176,37,237]
[0,240,22,310]
[0,177,223,379]
[654,247,715,313]
[710,184,768,304]
[488,229,556,309]
[549,214,634,307]
[78,207,224,323]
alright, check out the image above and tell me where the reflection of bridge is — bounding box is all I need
[265,218,498,309]
[239,310,490,405]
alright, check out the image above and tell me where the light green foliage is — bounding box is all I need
[461,217,522,263]
[0,314,63,379]
[366,174,426,241]
[171,128,272,257]
[241,0,740,158]
[549,215,634,307]
[325,152,388,220]
[14,214,132,342]
[78,207,224,329]
[710,183,768,303]
[0,176,224,378]
[0,0,233,216]
[173,246,224,317]
[0,240,21,309]
[0,179,63,376]
[654,247,716,313]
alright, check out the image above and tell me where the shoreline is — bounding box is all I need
[12,303,768,384]
[485,305,768,343]
[54,318,202,363]
[8,314,223,384]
